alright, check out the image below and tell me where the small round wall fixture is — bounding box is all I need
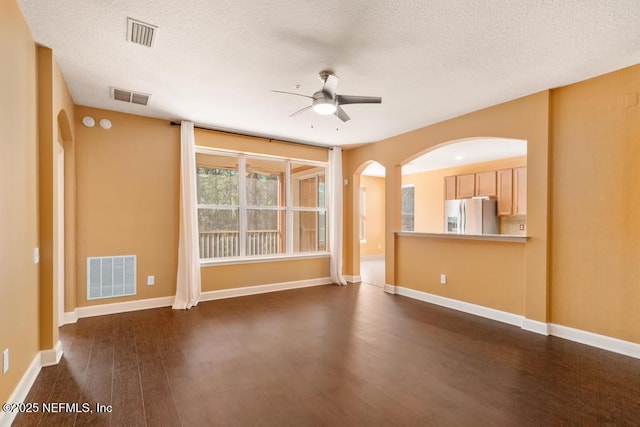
[82,116,95,127]
[99,119,112,130]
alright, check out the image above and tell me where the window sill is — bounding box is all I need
[200,252,330,267]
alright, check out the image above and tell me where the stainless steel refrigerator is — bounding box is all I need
[444,198,499,235]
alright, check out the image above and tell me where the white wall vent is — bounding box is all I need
[127,17,157,48]
[111,87,150,106]
[87,255,136,300]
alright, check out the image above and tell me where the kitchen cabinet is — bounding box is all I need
[475,170,497,197]
[456,174,475,199]
[513,167,527,215]
[497,168,513,216]
[444,175,456,200]
[444,167,526,216]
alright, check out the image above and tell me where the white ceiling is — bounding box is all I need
[362,138,527,176]
[17,0,640,147]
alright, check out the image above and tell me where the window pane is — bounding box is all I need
[294,211,326,252]
[198,208,239,258]
[292,164,326,208]
[401,186,415,232]
[196,153,239,205]
[247,209,284,255]
[246,158,285,207]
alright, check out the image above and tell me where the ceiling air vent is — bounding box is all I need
[111,87,151,106]
[126,17,157,48]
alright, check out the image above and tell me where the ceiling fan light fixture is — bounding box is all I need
[312,101,337,115]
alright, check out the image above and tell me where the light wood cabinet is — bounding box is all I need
[497,168,513,216]
[444,175,456,200]
[513,167,527,215]
[475,170,497,197]
[444,167,526,217]
[456,174,475,199]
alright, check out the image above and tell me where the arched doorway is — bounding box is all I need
[55,109,73,327]
[355,161,385,288]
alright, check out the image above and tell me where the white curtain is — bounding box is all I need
[173,121,202,309]
[328,147,347,286]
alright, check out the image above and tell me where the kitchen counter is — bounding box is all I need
[396,232,528,243]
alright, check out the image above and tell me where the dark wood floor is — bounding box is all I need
[12,283,640,426]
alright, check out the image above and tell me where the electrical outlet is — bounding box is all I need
[440,274,447,285]
[519,224,525,231]
[33,247,39,264]
[147,275,155,286]
[3,348,8,374]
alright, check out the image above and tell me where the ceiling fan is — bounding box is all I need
[272,70,382,122]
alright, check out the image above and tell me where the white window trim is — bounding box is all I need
[200,252,330,267]
[195,146,328,263]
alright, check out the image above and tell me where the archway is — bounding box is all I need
[55,109,74,327]
[352,161,386,287]
[400,137,527,233]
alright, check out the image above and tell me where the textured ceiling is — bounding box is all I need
[17,0,640,147]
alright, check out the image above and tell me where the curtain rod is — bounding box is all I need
[169,121,333,150]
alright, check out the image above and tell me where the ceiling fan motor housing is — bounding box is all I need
[312,91,337,114]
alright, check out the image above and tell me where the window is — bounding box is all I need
[401,185,415,232]
[359,185,366,241]
[246,158,286,256]
[196,153,239,258]
[196,150,327,261]
[292,163,326,252]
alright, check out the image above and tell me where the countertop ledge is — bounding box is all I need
[396,232,528,243]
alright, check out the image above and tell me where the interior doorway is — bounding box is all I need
[358,161,385,287]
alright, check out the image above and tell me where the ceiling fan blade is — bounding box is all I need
[290,105,312,117]
[335,105,351,122]
[336,95,382,105]
[272,90,314,99]
[323,74,339,99]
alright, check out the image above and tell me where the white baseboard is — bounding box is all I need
[395,286,523,327]
[65,296,174,321]
[62,310,78,325]
[383,284,396,294]
[522,318,550,336]
[344,275,362,283]
[62,278,332,322]
[40,340,63,367]
[200,277,331,302]
[549,323,640,359]
[0,353,41,427]
[394,285,640,360]
[0,341,65,427]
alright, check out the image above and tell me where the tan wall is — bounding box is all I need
[201,257,330,291]
[402,156,527,233]
[195,128,328,162]
[396,237,525,315]
[0,0,40,404]
[360,175,385,256]
[74,111,331,306]
[75,107,181,306]
[343,91,550,321]
[550,64,640,343]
